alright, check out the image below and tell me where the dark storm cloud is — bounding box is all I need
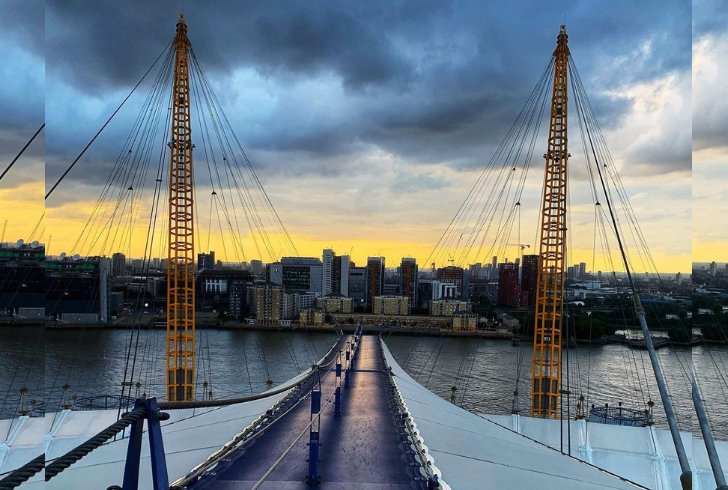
[0,0,44,133]
[0,0,44,195]
[44,0,690,195]
[0,0,44,59]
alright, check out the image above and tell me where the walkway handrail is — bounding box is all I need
[380,336,446,489]
[172,335,348,488]
[39,333,346,483]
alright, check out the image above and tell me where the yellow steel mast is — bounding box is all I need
[166,14,196,402]
[531,25,570,419]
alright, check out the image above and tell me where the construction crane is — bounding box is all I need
[1,220,6,243]
[531,25,569,419]
[166,13,196,402]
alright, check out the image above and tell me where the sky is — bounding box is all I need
[0,0,44,244]
[2,1,696,273]
[693,0,728,263]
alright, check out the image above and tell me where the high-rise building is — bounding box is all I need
[399,258,418,305]
[322,249,334,295]
[112,252,126,277]
[579,262,587,279]
[675,272,682,286]
[197,251,215,271]
[255,283,283,326]
[497,262,520,307]
[492,256,498,271]
[349,267,366,301]
[567,266,576,281]
[278,257,323,293]
[249,259,263,276]
[521,254,539,308]
[365,257,386,305]
[436,266,465,297]
[469,263,483,278]
[332,255,349,297]
[322,249,350,297]
[710,261,717,277]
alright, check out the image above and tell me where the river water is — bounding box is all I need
[1,327,726,439]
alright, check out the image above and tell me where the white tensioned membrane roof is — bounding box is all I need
[1,338,725,490]
[481,415,728,490]
[382,339,655,490]
[0,366,313,490]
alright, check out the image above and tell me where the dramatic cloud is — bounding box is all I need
[42,1,692,271]
[692,0,728,262]
[0,0,45,242]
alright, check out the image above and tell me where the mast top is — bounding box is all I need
[175,13,189,44]
[554,24,570,55]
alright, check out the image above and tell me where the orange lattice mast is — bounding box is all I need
[531,25,570,418]
[166,13,196,401]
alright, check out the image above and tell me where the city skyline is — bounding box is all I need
[0,1,694,274]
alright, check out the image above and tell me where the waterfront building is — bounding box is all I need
[255,283,283,326]
[317,294,353,313]
[453,312,478,331]
[300,307,324,326]
[365,257,386,305]
[46,254,110,323]
[373,295,410,315]
[431,299,470,316]
[229,281,251,319]
[0,241,45,318]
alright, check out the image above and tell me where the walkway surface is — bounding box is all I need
[190,335,422,489]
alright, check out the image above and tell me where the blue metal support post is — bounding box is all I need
[334,359,342,415]
[122,399,145,490]
[145,397,170,490]
[121,397,170,490]
[308,386,322,484]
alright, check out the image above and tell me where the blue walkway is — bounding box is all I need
[189,335,425,489]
